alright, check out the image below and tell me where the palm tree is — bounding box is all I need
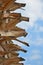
[0,0,29,65]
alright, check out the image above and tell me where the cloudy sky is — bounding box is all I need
[14,0,43,65]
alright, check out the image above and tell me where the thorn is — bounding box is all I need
[20,57,25,61]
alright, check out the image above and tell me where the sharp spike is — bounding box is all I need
[15,39,29,47]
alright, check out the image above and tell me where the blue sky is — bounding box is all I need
[13,0,43,65]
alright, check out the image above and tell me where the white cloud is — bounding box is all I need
[30,54,41,60]
[16,0,43,28]
[38,26,43,32]
[29,50,41,60]
[30,36,43,46]
[32,50,40,54]
[35,38,43,46]
[27,0,43,27]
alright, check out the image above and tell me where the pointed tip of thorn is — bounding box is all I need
[20,57,25,61]
[21,4,26,7]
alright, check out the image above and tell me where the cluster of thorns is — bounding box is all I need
[0,0,29,65]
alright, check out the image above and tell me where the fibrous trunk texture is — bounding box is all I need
[0,0,29,65]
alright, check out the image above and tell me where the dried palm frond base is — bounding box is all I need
[0,39,29,65]
[0,0,29,65]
